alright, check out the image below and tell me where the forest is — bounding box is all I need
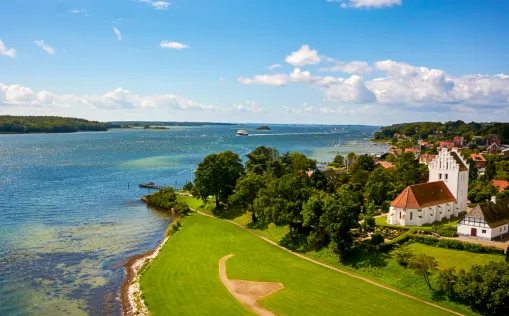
[374,120,509,143]
[0,116,116,133]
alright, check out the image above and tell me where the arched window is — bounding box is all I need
[439,173,442,180]
[399,212,402,219]
[410,212,413,220]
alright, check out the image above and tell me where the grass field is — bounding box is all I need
[375,215,462,231]
[139,214,455,316]
[407,243,504,270]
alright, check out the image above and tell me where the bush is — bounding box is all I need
[370,232,384,246]
[393,244,414,268]
[506,246,509,263]
[378,232,410,251]
[165,218,182,236]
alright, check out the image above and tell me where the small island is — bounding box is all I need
[256,125,271,130]
[0,115,115,134]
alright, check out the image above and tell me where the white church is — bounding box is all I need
[387,147,469,226]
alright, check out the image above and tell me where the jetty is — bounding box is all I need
[139,182,167,190]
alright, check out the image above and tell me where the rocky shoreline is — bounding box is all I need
[121,235,169,316]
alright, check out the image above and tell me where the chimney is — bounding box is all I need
[491,196,497,204]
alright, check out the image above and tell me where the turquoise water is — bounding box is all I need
[0,124,387,315]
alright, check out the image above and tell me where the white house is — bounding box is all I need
[387,147,469,226]
[457,196,509,240]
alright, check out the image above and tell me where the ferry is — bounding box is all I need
[236,129,248,136]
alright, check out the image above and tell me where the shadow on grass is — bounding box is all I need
[211,204,249,220]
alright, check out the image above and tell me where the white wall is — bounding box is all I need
[388,204,453,226]
[458,223,509,240]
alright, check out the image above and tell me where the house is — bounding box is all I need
[487,134,501,147]
[491,180,509,192]
[387,147,469,226]
[454,136,464,148]
[439,140,455,149]
[419,153,436,165]
[376,161,395,169]
[405,147,420,154]
[470,153,487,169]
[501,148,509,156]
[418,140,433,150]
[389,148,402,156]
[457,197,509,240]
[487,142,501,154]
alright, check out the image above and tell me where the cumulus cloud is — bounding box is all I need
[268,64,281,70]
[160,41,189,49]
[327,0,402,9]
[238,68,313,86]
[228,101,264,113]
[239,51,509,110]
[34,40,56,55]
[285,45,321,67]
[0,83,222,112]
[0,40,16,57]
[138,0,170,10]
[319,60,372,74]
[113,27,122,40]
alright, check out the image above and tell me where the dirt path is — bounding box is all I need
[219,254,284,316]
[197,211,464,316]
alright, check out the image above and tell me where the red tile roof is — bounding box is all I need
[390,181,456,209]
[491,180,509,193]
[405,148,419,153]
[470,153,486,162]
[419,153,436,164]
[376,161,395,168]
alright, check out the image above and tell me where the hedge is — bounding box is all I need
[408,234,504,255]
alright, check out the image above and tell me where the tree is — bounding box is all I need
[353,155,375,172]
[364,202,376,231]
[288,152,317,174]
[183,181,194,192]
[194,151,244,205]
[396,152,420,187]
[253,174,311,237]
[409,254,439,291]
[485,158,497,181]
[332,154,344,167]
[467,158,478,181]
[437,267,457,298]
[245,146,280,175]
[393,244,414,268]
[319,186,361,258]
[364,167,394,206]
[301,191,330,248]
[310,169,328,191]
[370,232,384,246]
[228,173,266,222]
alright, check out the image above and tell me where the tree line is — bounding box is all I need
[188,146,427,258]
[0,115,114,133]
[373,120,509,144]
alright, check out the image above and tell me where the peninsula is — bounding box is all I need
[0,115,114,134]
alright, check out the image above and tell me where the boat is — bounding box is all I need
[236,129,248,136]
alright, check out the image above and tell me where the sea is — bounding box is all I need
[0,124,389,316]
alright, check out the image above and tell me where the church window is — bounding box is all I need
[439,173,442,180]
[410,212,413,220]
[445,174,448,180]
[399,212,401,219]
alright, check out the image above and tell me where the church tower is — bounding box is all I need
[428,147,469,216]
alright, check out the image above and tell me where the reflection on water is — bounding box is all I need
[0,125,386,315]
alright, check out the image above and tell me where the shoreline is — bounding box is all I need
[121,234,169,316]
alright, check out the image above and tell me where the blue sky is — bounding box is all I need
[0,0,508,124]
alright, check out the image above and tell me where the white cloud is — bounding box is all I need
[321,75,377,103]
[138,0,170,10]
[0,83,221,112]
[228,101,264,113]
[285,45,321,67]
[268,64,281,70]
[0,40,16,57]
[327,0,402,9]
[319,60,372,74]
[160,41,189,49]
[70,9,87,14]
[34,40,56,55]
[238,68,313,86]
[113,27,122,41]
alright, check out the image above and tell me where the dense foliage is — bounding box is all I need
[374,120,509,143]
[0,115,111,133]
[145,187,190,216]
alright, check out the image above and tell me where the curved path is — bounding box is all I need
[219,254,284,316]
[197,211,464,316]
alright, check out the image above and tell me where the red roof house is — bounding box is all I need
[491,180,509,193]
[470,153,487,169]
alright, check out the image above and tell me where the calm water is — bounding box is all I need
[0,124,387,316]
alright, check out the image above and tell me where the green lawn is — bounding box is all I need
[140,214,454,316]
[407,243,504,270]
[375,215,462,231]
[176,195,206,210]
